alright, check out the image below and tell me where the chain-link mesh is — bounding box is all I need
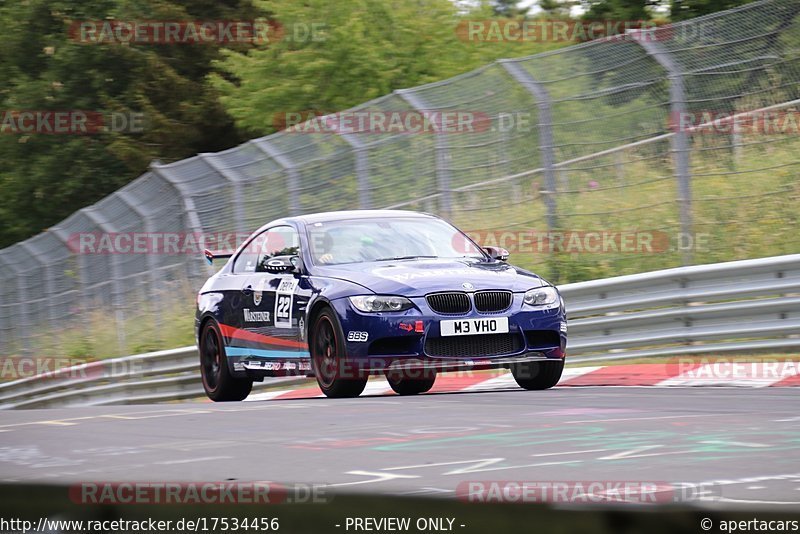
[1,0,799,356]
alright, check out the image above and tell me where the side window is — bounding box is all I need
[255,226,300,273]
[232,226,299,274]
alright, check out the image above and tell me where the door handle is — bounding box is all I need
[242,285,253,295]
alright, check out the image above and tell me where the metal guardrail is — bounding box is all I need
[562,253,800,362]
[1,253,798,409]
[0,347,306,410]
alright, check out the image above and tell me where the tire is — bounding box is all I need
[511,359,564,390]
[310,308,368,398]
[199,320,253,401]
[385,367,436,395]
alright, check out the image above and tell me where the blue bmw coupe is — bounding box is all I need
[196,210,566,400]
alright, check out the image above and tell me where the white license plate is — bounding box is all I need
[440,317,509,337]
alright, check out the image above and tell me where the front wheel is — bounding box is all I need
[311,308,368,398]
[511,359,564,390]
[199,320,253,401]
[385,367,436,395]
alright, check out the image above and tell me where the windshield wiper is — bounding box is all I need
[373,255,438,262]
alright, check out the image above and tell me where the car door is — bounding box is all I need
[224,227,269,361]
[240,226,310,368]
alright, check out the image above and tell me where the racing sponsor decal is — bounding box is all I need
[243,308,271,323]
[253,277,268,307]
[346,331,369,342]
[299,317,305,341]
[274,277,298,329]
[399,321,425,333]
[244,360,311,372]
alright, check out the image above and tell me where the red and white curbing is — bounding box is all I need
[246,361,800,402]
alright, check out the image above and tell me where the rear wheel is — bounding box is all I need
[200,320,253,401]
[385,367,436,395]
[311,308,367,398]
[511,359,564,390]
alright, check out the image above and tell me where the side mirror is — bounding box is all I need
[483,246,509,261]
[289,254,304,274]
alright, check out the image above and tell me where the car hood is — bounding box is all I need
[313,258,545,296]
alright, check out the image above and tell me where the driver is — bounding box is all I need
[316,231,384,264]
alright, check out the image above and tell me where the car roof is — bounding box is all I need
[246,210,440,238]
[290,209,437,225]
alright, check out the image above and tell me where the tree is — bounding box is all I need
[539,0,578,17]
[580,0,660,21]
[491,0,529,17]
[0,0,260,248]
[211,0,566,136]
[670,0,755,21]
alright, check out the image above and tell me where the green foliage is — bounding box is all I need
[0,0,257,247]
[580,0,661,21]
[670,0,756,21]
[211,0,567,136]
[490,0,530,17]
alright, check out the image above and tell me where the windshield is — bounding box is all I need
[306,217,485,266]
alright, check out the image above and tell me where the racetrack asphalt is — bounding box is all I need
[1,386,799,508]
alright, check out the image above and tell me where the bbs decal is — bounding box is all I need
[347,331,369,342]
[274,277,299,329]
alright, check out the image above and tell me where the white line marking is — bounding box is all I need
[155,456,232,465]
[327,471,419,487]
[530,449,609,457]
[699,440,770,448]
[563,414,715,424]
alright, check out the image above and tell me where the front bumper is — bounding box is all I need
[329,293,567,371]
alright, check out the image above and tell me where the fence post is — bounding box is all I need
[19,240,59,331]
[499,60,559,236]
[116,190,162,331]
[150,162,208,280]
[395,89,452,219]
[252,139,302,216]
[200,154,247,234]
[0,254,30,355]
[81,208,127,353]
[50,225,90,320]
[635,33,694,265]
[333,126,371,209]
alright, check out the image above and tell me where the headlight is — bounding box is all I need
[349,295,413,313]
[523,286,559,307]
